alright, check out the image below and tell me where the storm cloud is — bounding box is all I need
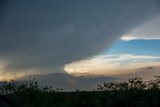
[0,0,160,75]
[121,14,160,40]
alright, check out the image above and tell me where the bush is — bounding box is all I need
[1,76,160,107]
[97,76,160,91]
[0,78,54,95]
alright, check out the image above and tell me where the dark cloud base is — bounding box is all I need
[0,0,160,74]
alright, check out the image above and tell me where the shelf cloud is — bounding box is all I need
[0,0,160,79]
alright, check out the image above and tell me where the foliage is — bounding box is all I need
[1,76,160,107]
[0,78,54,95]
[97,76,147,91]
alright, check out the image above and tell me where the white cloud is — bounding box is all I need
[121,35,160,41]
[64,54,160,76]
[121,36,139,41]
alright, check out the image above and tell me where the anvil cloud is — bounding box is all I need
[0,0,160,79]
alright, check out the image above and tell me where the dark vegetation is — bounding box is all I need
[1,76,160,107]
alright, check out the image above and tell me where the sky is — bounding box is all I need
[65,15,160,79]
[0,0,160,81]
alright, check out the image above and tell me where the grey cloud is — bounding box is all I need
[18,73,117,91]
[125,15,160,40]
[0,0,160,73]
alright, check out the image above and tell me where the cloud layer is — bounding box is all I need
[0,0,160,77]
[121,15,160,41]
[64,54,160,76]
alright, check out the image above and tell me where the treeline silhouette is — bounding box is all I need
[1,76,160,107]
[97,76,160,91]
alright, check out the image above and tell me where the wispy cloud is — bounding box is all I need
[64,54,160,76]
[121,35,160,41]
